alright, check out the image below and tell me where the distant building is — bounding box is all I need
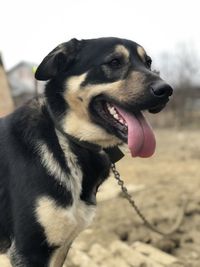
[7,61,45,107]
[0,55,14,117]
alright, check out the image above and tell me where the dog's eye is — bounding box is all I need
[145,55,152,69]
[107,58,122,68]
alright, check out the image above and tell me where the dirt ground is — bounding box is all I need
[66,128,200,267]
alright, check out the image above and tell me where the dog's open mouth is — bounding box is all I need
[91,99,158,158]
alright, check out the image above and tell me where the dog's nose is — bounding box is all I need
[150,82,173,98]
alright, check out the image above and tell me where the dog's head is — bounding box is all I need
[35,37,173,157]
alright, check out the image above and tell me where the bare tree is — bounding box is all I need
[159,42,200,88]
[155,42,200,127]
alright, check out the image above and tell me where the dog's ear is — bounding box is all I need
[35,38,80,81]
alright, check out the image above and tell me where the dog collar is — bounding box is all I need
[104,146,124,163]
[46,104,124,163]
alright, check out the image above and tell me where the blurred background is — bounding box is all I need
[0,0,200,266]
[1,0,200,126]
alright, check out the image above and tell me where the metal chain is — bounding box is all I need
[111,163,186,237]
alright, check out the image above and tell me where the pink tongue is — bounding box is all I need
[115,107,156,158]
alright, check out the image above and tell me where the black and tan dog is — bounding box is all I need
[0,37,172,267]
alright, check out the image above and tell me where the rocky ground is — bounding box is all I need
[65,129,200,267]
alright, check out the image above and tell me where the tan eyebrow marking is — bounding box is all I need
[114,45,130,60]
[137,46,146,61]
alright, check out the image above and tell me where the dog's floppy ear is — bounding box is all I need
[35,38,80,81]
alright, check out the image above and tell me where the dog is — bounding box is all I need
[0,37,173,267]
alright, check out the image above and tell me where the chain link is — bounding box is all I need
[111,163,186,237]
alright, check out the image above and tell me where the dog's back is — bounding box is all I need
[0,100,51,253]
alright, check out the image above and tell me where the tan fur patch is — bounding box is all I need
[0,254,12,267]
[137,46,146,61]
[36,196,96,247]
[37,142,70,186]
[62,110,120,147]
[36,197,76,246]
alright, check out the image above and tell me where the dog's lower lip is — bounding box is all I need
[148,104,166,113]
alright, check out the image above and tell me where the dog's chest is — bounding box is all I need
[36,139,98,247]
[36,196,96,247]
[36,136,110,248]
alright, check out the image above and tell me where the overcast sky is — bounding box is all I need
[1,0,200,71]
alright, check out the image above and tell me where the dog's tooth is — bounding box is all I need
[107,105,127,125]
[107,103,112,111]
[110,109,116,115]
[107,105,113,112]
